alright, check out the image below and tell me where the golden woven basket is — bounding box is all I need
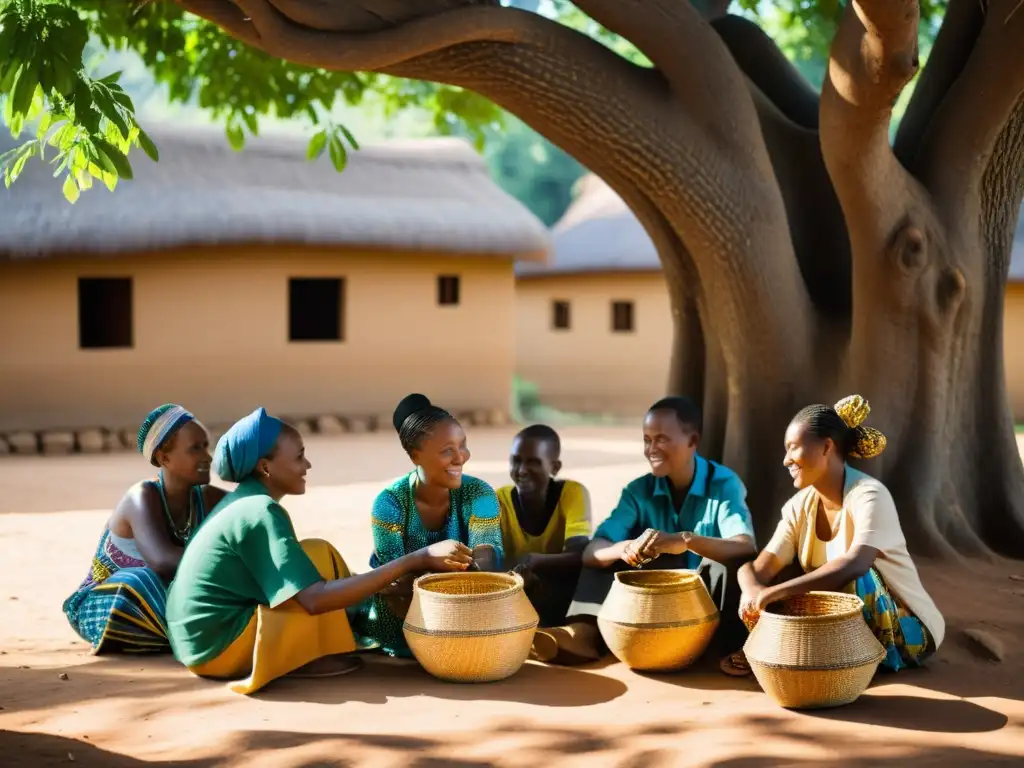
[597,570,719,672]
[402,571,539,683]
[744,591,886,709]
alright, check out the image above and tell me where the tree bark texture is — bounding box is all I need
[179,0,1024,557]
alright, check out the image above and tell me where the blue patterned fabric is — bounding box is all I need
[854,567,932,672]
[356,472,503,657]
[71,567,170,653]
[63,480,208,654]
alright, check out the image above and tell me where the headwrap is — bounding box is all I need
[138,404,195,465]
[833,395,887,459]
[213,407,283,482]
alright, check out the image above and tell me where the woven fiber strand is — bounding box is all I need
[403,572,539,683]
[744,591,886,709]
[598,570,719,671]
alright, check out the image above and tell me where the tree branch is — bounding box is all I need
[264,0,439,32]
[218,0,530,70]
[176,0,261,45]
[915,0,1024,217]
[570,1,760,142]
[820,0,922,249]
[892,0,984,171]
[176,1,681,195]
[711,14,820,130]
[180,0,813,387]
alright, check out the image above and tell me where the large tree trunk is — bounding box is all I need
[179,0,1024,557]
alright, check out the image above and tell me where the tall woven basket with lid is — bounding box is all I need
[597,570,719,671]
[403,571,539,683]
[744,591,886,709]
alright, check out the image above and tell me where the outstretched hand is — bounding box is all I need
[738,586,768,630]
[419,539,474,572]
[622,529,659,568]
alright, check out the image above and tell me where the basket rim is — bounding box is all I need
[412,570,524,599]
[760,590,865,622]
[613,569,704,592]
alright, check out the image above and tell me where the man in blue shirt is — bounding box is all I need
[532,396,757,666]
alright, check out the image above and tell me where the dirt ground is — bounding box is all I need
[1,428,1023,767]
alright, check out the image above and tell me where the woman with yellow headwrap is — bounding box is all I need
[721,396,944,677]
[166,407,472,694]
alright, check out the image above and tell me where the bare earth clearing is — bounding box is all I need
[1,428,1023,766]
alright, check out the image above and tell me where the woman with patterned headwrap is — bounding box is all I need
[62,404,225,654]
[166,407,470,695]
[357,393,504,658]
[720,395,945,677]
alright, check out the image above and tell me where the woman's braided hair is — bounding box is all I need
[392,393,455,454]
[792,394,887,460]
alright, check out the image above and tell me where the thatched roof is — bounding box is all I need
[517,174,660,277]
[0,123,549,261]
[521,173,1024,285]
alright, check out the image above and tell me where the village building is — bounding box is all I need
[515,175,672,417]
[0,125,548,454]
[517,173,1024,423]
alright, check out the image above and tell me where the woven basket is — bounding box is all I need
[744,591,886,709]
[403,571,539,683]
[597,570,719,671]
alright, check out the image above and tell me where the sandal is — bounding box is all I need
[719,650,752,677]
[288,654,364,679]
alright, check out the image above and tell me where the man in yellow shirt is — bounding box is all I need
[496,425,593,628]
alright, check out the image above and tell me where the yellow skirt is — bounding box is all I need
[189,538,360,695]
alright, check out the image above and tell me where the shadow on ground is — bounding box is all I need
[258,657,628,706]
[3,714,1021,768]
[0,654,628,715]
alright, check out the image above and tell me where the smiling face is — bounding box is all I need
[155,421,212,486]
[509,435,561,497]
[643,409,699,479]
[411,418,469,490]
[258,427,311,497]
[783,420,836,490]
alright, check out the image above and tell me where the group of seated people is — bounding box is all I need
[62,391,944,695]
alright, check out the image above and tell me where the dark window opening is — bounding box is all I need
[289,278,344,341]
[552,300,571,330]
[437,275,460,306]
[78,277,133,349]
[612,300,635,333]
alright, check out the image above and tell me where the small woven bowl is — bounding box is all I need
[744,591,886,709]
[598,569,719,672]
[403,571,539,683]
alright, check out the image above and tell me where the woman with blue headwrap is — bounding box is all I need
[63,404,225,654]
[166,407,471,695]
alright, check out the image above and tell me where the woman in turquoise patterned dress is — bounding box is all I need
[63,404,226,654]
[360,393,504,657]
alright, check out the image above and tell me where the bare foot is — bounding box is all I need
[530,629,559,663]
[538,622,603,666]
[288,655,364,679]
